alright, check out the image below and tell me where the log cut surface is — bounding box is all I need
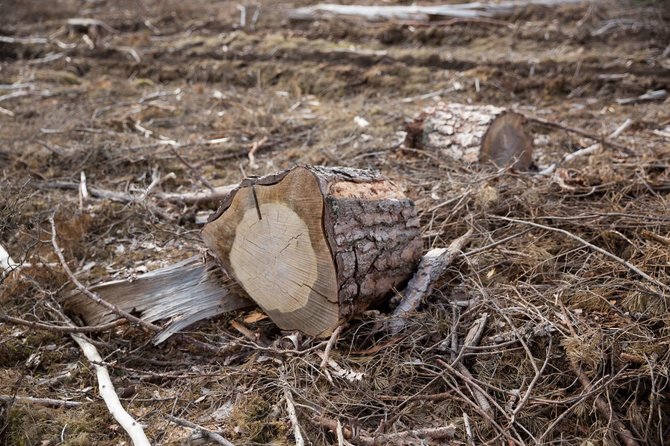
[203,166,422,337]
[204,168,340,337]
[480,111,533,170]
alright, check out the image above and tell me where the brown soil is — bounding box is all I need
[1,0,669,445]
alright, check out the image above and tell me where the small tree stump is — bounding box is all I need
[202,166,422,336]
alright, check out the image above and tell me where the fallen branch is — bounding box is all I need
[169,146,215,191]
[320,325,343,370]
[446,314,494,416]
[166,415,235,446]
[617,89,667,106]
[0,313,126,334]
[569,357,640,446]
[554,303,641,446]
[248,136,269,170]
[388,228,473,334]
[71,334,151,446]
[0,35,75,49]
[284,388,305,446]
[41,181,236,205]
[527,116,628,151]
[437,358,497,417]
[0,395,81,408]
[450,313,488,366]
[539,119,632,175]
[289,0,587,22]
[314,415,455,445]
[66,18,118,34]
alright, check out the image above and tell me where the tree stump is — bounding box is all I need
[202,166,423,337]
[405,102,534,170]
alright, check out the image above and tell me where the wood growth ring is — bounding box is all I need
[230,203,317,313]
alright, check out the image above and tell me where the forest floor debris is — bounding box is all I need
[1,0,669,444]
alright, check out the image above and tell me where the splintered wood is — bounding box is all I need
[203,166,422,337]
[64,257,252,344]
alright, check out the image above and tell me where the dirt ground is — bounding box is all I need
[1,0,669,445]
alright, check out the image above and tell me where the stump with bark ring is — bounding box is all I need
[202,166,423,337]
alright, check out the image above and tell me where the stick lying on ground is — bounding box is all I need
[0,395,81,408]
[166,415,235,446]
[388,228,473,334]
[41,181,237,206]
[314,415,456,445]
[72,334,151,446]
[539,118,632,175]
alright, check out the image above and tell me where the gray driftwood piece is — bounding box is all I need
[388,229,473,334]
[289,0,588,22]
[64,256,252,344]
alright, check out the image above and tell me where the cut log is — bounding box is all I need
[202,166,422,337]
[64,256,252,344]
[288,0,588,22]
[404,102,534,171]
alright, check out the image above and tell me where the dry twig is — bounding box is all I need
[493,215,670,293]
[320,324,343,370]
[569,362,640,446]
[284,388,305,446]
[314,415,456,445]
[0,395,81,408]
[539,119,633,175]
[0,313,126,334]
[166,415,236,446]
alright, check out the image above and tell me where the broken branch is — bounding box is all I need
[71,334,151,446]
[389,228,473,334]
[166,415,236,446]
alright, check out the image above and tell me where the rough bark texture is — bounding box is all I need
[318,167,423,319]
[202,165,422,336]
[405,102,534,170]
